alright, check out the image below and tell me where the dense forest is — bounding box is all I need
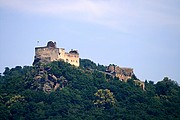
[0,59,180,120]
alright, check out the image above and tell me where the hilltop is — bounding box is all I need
[33,41,145,91]
[0,59,180,120]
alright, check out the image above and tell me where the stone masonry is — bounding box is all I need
[33,41,79,66]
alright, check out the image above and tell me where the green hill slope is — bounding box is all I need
[0,60,179,120]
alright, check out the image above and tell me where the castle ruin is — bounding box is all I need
[106,64,134,82]
[106,64,145,90]
[33,41,145,90]
[33,41,79,66]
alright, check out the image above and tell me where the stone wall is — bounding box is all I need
[34,41,79,66]
[106,64,145,90]
[106,64,134,81]
[64,51,79,67]
[134,80,145,91]
[35,47,59,62]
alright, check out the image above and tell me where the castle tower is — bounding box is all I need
[47,41,56,48]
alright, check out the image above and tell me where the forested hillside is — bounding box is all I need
[0,59,180,120]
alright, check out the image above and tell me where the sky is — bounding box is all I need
[0,0,180,83]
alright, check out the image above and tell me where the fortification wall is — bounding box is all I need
[35,47,59,62]
[58,48,65,60]
[64,53,79,67]
[34,41,80,67]
[115,67,133,76]
[115,74,131,82]
[106,65,134,81]
[134,80,145,90]
[57,48,79,66]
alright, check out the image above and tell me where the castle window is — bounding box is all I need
[66,59,69,62]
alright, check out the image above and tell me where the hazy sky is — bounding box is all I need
[0,0,180,83]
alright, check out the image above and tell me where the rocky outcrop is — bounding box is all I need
[32,66,68,93]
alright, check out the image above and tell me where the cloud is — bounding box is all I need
[0,0,109,17]
[0,0,180,29]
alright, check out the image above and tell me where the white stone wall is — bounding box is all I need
[35,45,79,67]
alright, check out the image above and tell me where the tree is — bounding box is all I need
[94,89,116,109]
[156,77,179,96]
[0,60,180,119]
[3,67,10,76]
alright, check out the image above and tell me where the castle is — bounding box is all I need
[33,41,145,90]
[106,64,134,82]
[33,41,79,66]
[106,64,145,90]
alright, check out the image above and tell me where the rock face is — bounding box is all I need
[106,64,134,82]
[32,66,68,93]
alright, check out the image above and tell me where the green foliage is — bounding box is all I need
[80,59,106,71]
[0,60,179,120]
[5,95,25,108]
[94,89,116,109]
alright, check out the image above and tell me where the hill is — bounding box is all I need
[0,59,180,120]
